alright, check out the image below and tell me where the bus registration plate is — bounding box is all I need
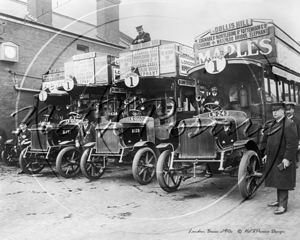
[209,110,229,118]
[129,116,145,122]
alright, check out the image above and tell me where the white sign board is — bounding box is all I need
[132,47,159,76]
[119,52,133,79]
[159,44,176,74]
[72,52,96,61]
[42,72,64,82]
[112,66,120,82]
[276,40,300,75]
[73,58,95,84]
[64,61,75,80]
[179,57,195,76]
[42,79,65,92]
[195,22,269,49]
[94,56,108,84]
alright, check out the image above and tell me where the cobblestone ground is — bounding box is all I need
[1,162,300,240]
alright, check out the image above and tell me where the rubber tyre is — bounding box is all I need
[1,150,14,166]
[56,146,82,178]
[156,150,181,192]
[132,147,157,185]
[238,150,260,199]
[80,149,106,181]
[19,148,44,174]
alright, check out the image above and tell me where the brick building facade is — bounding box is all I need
[0,0,132,136]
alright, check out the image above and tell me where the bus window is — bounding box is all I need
[277,81,284,102]
[178,87,196,112]
[290,84,295,102]
[264,78,270,96]
[284,82,290,101]
[270,79,277,102]
[296,85,300,104]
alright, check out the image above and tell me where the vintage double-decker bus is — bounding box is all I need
[156,19,300,199]
[79,40,197,184]
[19,53,122,178]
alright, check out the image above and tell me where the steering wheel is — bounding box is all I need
[129,109,142,116]
[204,102,221,112]
[68,112,81,119]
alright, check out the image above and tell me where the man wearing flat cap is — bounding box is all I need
[261,102,298,215]
[284,101,300,168]
[132,25,151,45]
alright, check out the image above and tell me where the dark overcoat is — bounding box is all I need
[262,117,298,189]
[291,115,300,141]
[0,127,7,152]
[76,124,96,146]
[18,129,31,144]
[204,93,223,105]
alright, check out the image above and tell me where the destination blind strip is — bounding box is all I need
[198,23,268,44]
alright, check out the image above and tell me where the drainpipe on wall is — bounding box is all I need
[8,70,41,93]
[14,84,40,92]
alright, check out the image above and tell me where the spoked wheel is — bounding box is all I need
[156,150,182,192]
[19,149,44,174]
[56,146,82,178]
[238,150,262,199]
[132,147,157,185]
[80,149,106,181]
[1,150,14,166]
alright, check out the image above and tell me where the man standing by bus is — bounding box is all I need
[284,101,300,168]
[75,117,96,148]
[17,123,31,174]
[262,102,298,215]
[0,127,7,154]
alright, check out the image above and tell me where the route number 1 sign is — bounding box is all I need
[124,73,139,88]
[63,79,75,91]
[205,56,226,74]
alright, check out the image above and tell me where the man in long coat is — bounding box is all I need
[262,102,298,214]
[284,101,300,168]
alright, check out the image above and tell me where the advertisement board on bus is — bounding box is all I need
[193,19,300,76]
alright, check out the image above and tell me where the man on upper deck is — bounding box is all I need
[132,25,151,45]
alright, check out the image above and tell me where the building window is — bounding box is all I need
[77,44,89,54]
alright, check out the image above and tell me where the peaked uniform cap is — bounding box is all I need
[209,83,219,89]
[136,25,143,30]
[271,102,285,111]
[283,101,296,109]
